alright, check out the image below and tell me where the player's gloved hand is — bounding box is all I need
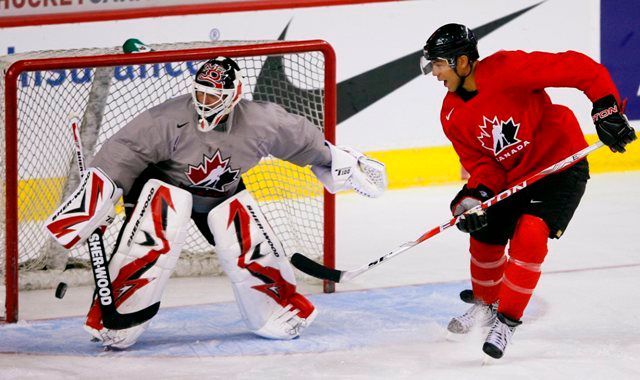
[592,95,637,153]
[450,184,494,233]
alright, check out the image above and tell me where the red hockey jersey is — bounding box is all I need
[440,50,620,193]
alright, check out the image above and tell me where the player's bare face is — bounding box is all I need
[430,59,461,92]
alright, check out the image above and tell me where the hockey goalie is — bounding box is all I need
[44,57,387,349]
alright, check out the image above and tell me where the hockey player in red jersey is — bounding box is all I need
[420,23,636,359]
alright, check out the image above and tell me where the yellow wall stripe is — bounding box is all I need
[13,133,640,222]
[369,133,640,190]
[583,134,640,174]
[18,177,66,221]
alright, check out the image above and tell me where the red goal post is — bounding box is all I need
[1,40,336,323]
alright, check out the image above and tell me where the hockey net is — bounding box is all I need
[0,40,336,323]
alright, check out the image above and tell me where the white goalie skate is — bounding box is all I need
[85,321,150,350]
[255,294,318,339]
[482,312,522,359]
[447,291,497,334]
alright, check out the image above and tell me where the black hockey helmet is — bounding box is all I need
[423,23,479,68]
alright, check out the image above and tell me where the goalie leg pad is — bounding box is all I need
[85,179,192,348]
[45,167,122,249]
[208,190,317,339]
[311,143,387,198]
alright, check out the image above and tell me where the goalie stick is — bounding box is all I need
[291,141,606,283]
[70,116,160,329]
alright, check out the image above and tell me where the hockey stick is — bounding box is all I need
[291,141,605,283]
[70,116,160,329]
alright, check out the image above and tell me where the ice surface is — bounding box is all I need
[1,172,639,379]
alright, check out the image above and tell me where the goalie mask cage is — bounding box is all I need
[0,40,336,323]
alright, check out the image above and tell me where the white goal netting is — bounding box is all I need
[0,40,335,321]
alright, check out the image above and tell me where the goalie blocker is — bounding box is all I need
[44,167,121,249]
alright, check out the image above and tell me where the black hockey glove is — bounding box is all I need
[450,184,494,233]
[592,95,637,153]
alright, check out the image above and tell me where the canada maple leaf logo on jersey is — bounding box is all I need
[477,116,522,155]
[185,150,240,192]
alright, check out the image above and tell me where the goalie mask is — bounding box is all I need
[192,57,244,132]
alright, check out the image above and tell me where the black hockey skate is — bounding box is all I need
[482,312,522,359]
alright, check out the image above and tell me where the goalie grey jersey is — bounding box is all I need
[90,95,331,211]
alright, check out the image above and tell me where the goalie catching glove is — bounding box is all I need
[44,167,122,249]
[312,143,388,197]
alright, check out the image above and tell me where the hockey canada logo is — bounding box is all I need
[186,150,240,191]
[477,116,530,161]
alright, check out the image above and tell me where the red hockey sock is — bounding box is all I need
[498,214,550,320]
[469,237,506,304]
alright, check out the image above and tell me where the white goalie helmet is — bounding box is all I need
[192,56,244,132]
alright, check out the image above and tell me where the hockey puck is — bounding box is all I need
[55,282,68,299]
[459,289,475,304]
